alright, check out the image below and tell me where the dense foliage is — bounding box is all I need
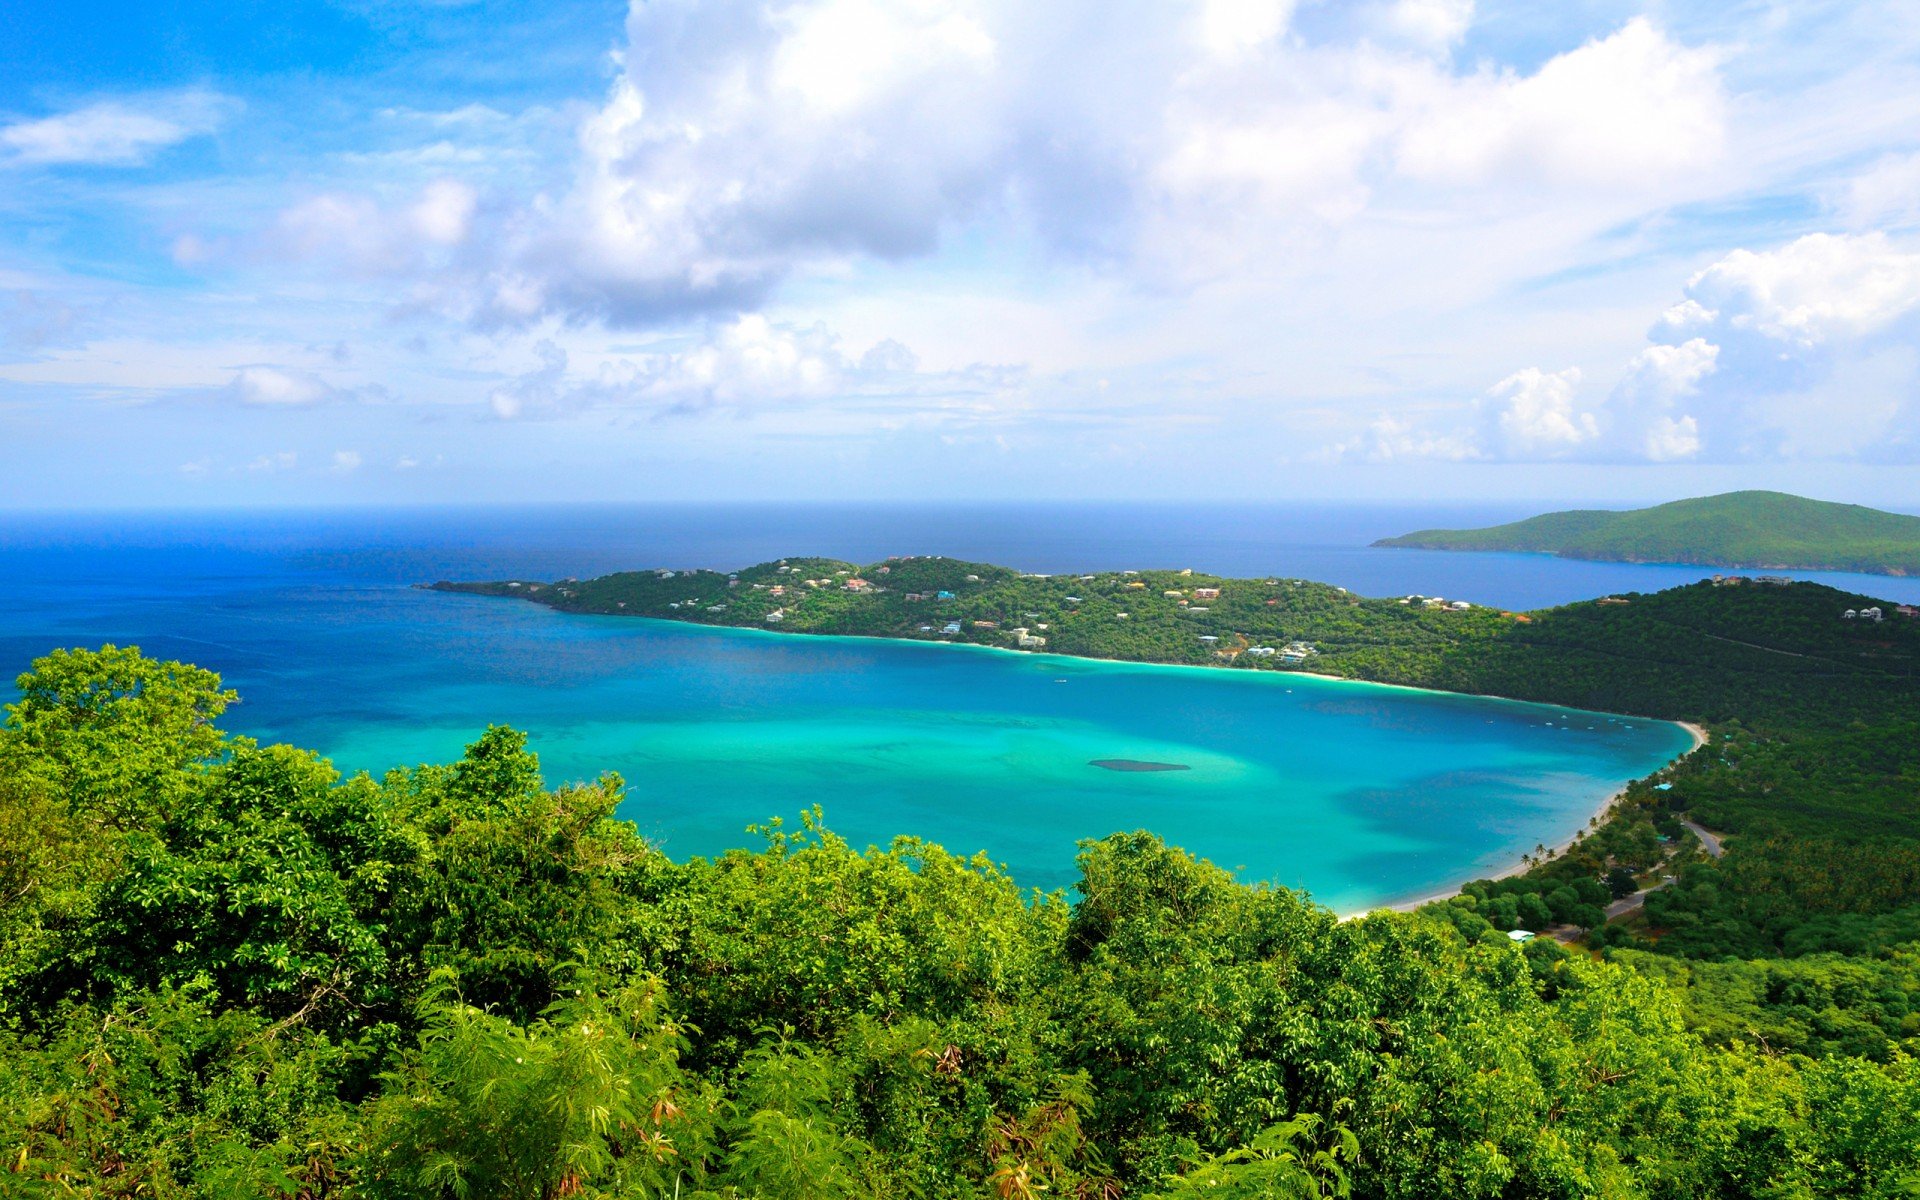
[1373,489,1920,576]
[8,647,1920,1196]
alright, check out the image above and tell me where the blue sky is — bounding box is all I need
[3,0,1919,507]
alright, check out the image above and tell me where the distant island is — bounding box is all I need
[1373,490,1920,576]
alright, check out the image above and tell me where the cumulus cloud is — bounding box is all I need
[1197,0,1295,58]
[242,3,1729,328]
[1,91,236,166]
[1478,367,1597,457]
[409,180,477,245]
[488,341,568,420]
[331,450,363,473]
[1367,231,1920,465]
[1330,412,1478,462]
[1334,343,1710,466]
[1605,339,1717,461]
[1648,232,1920,459]
[1683,231,1920,344]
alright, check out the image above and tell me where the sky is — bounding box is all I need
[2,0,1919,508]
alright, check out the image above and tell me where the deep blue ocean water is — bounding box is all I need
[4,502,1910,910]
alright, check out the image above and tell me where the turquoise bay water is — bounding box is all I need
[0,505,1724,910]
[310,605,1691,910]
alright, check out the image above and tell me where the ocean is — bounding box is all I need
[5,501,1905,910]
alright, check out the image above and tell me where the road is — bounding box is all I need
[1600,819,1726,921]
[1680,818,1725,858]
[1604,878,1672,921]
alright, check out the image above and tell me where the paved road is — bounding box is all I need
[1601,819,1726,921]
[1605,878,1672,920]
[1681,819,1725,858]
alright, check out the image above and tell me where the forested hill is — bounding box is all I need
[1372,491,1920,575]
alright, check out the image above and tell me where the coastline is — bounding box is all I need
[499,592,1695,729]
[1371,718,1709,917]
[447,590,1710,916]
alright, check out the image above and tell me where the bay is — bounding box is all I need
[5,501,1882,909]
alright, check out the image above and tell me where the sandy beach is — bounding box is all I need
[1372,718,1710,916]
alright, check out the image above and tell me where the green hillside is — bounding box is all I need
[1373,491,1920,576]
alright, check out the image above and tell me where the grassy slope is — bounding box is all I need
[1373,491,1920,575]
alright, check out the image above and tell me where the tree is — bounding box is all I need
[1146,1116,1357,1199]
[5,645,235,827]
[1606,866,1639,900]
[360,971,709,1200]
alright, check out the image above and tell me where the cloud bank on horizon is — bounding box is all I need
[2,0,1918,504]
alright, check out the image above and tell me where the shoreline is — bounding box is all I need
[446,590,1710,916]
[1370,718,1709,917]
[495,592,1697,729]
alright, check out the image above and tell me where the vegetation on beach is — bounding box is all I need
[4,645,1920,1197]
[1373,490,1920,576]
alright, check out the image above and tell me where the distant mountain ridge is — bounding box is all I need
[1373,491,1920,577]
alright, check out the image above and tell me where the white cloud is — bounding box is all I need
[1605,338,1718,460]
[242,4,1733,329]
[484,316,987,422]
[488,341,567,419]
[640,314,848,411]
[1480,366,1596,457]
[1,91,236,166]
[1654,298,1717,336]
[1643,415,1701,461]
[247,452,299,473]
[331,450,363,473]
[1338,343,1717,465]
[227,366,337,407]
[1197,0,1295,58]
[1396,18,1725,189]
[1684,231,1920,344]
[1434,232,1920,465]
[1331,412,1478,462]
[1618,338,1719,401]
[269,179,480,276]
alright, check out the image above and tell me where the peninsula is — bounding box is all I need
[431,554,1914,727]
[1372,490,1920,576]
